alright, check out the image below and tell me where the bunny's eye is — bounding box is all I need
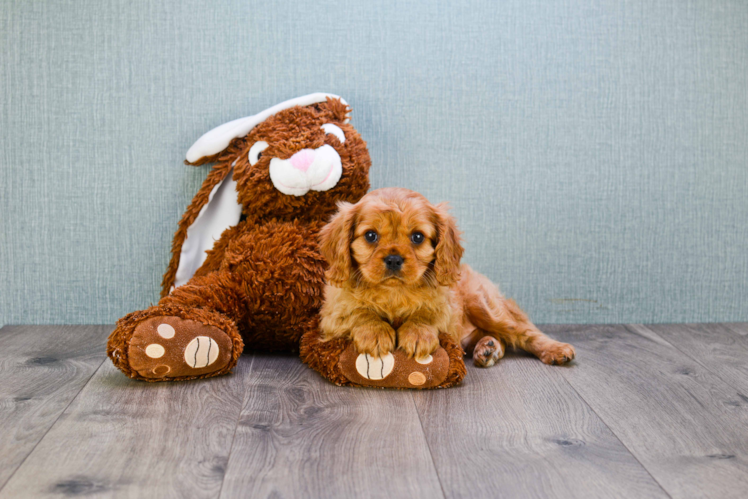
[249,141,269,165]
[321,123,345,144]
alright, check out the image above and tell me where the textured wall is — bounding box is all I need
[1,0,747,326]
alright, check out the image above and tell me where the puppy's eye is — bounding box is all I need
[411,232,425,245]
[321,123,345,144]
[364,230,378,243]
[248,141,269,166]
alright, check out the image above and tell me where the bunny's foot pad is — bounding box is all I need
[128,317,233,379]
[300,324,466,389]
[108,305,243,382]
[339,347,450,388]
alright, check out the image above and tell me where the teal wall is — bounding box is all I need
[1,0,747,326]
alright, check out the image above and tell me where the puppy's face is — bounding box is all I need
[320,188,463,288]
[351,196,436,286]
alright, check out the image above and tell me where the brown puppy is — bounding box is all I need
[318,187,575,367]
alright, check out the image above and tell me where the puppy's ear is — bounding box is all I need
[433,202,464,286]
[319,201,359,286]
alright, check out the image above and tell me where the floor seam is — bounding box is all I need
[564,379,672,498]
[626,324,748,403]
[216,355,255,499]
[0,326,109,494]
[411,392,447,499]
[552,350,673,499]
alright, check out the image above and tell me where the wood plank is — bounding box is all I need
[0,325,109,490]
[723,322,748,337]
[0,354,248,498]
[220,352,444,498]
[546,323,748,498]
[645,323,748,395]
[412,352,666,498]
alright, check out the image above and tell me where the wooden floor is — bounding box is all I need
[1,324,747,498]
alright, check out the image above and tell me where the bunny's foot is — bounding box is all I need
[300,321,465,389]
[339,346,450,388]
[128,316,234,379]
[108,306,243,381]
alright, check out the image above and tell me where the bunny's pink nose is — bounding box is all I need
[289,149,315,173]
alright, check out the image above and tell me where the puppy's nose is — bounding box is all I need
[384,254,404,271]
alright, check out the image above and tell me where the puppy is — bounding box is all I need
[318,187,575,367]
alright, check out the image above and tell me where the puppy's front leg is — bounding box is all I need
[397,320,440,359]
[321,300,396,357]
[351,312,396,358]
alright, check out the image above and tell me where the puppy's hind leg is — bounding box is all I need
[461,267,575,365]
[473,334,505,367]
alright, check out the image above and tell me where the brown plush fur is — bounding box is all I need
[108,98,371,381]
[318,188,576,366]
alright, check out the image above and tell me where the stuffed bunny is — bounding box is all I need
[108,94,371,381]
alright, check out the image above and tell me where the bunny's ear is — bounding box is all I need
[185,93,348,165]
[160,162,242,297]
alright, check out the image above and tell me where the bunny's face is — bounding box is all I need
[232,99,370,221]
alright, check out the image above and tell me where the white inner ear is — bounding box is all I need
[321,123,345,144]
[248,141,268,165]
[174,167,242,289]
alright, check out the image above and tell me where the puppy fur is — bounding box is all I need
[318,188,575,366]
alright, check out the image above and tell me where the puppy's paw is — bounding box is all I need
[538,341,576,365]
[351,322,396,358]
[473,336,505,368]
[397,323,440,359]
